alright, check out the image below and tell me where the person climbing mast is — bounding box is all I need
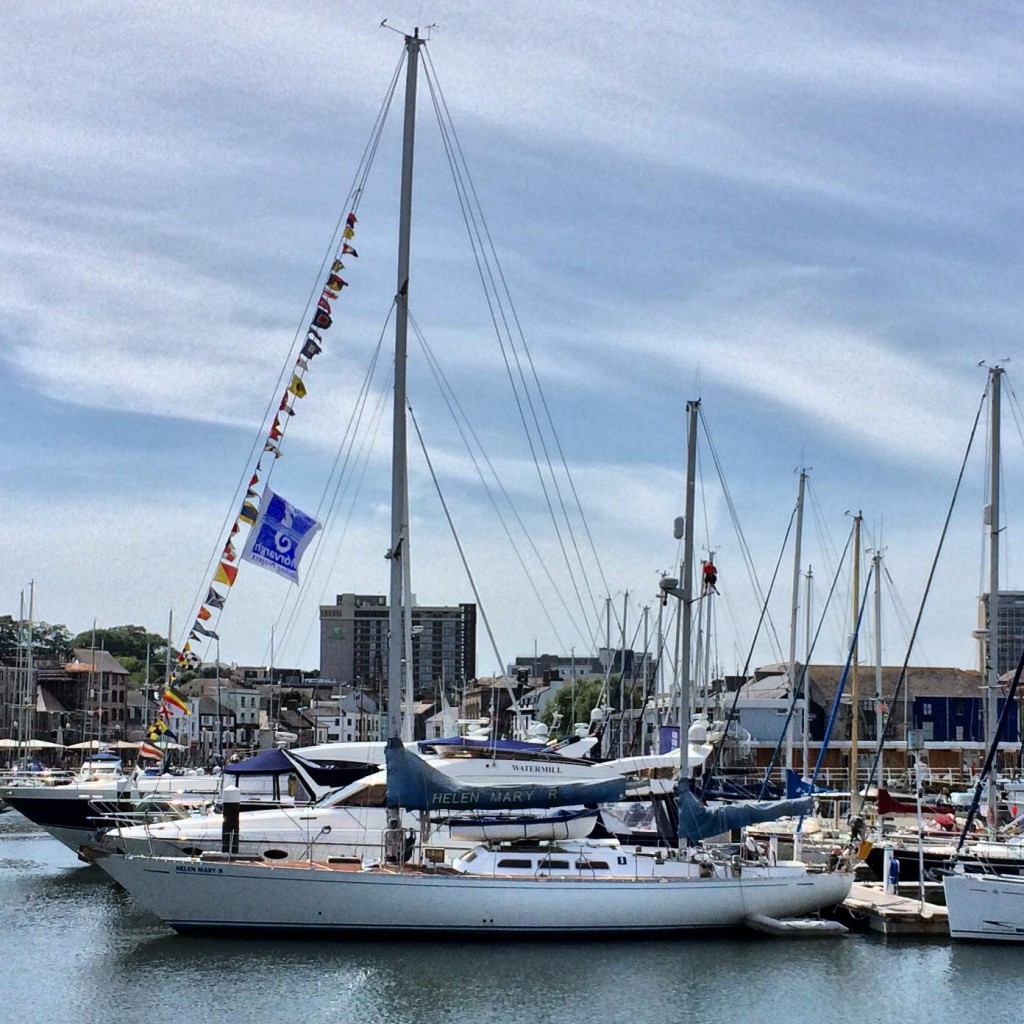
[701,559,718,595]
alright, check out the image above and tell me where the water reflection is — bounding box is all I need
[3,813,1022,1024]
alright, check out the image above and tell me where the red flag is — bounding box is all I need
[342,244,358,257]
[346,212,357,227]
[214,561,238,587]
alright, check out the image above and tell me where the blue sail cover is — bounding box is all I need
[785,769,841,799]
[385,739,629,811]
[677,787,814,841]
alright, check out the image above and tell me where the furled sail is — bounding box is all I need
[385,738,631,811]
[677,787,814,841]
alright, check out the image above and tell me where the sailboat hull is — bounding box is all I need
[944,872,1024,941]
[94,852,852,936]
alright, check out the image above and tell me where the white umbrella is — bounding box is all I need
[0,738,63,749]
[67,740,114,750]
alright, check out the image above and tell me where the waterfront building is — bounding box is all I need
[712,663,1009,782]
[307,690,382,743]
[1,650,132,748]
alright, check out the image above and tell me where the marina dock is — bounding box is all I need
[840,882,948,937]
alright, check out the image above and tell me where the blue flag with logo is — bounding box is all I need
[240,488,321,584]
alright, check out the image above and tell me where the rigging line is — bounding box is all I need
[808,486,850,660]
[978,386,993,602]
[408,403,509,689]
[698,408,785,663]
[1005,371,1024,451]
[881,565,929,665]
[271,321,392,660]
[697,442,714,562]
[422,145,601,641]
[955,643,1024,853]
[266,326,390,659]
[176,62,403,655]
[621,613,651,755]
[421,56,604,632]
[741,507,794,684]
[698,505,798,795]
[288,363,393,666]
[751,525,855,798]
[863,380,988,791]
[807,479,843,571]
[412,316,579,650]
[804,568,875,795]
[424,50,613,607]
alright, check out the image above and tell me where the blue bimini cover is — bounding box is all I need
[224,748,295,776]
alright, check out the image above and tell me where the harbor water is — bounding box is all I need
[0,810,1017,1024]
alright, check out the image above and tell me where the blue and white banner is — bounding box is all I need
[240,488,321,584]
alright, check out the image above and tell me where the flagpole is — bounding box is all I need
[163,609,172,772]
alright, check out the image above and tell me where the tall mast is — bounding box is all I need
[785,470,806,773]
[873,548,884,789]
[165,611,173,691]
[985,366,1003,830]
[91,619,98,745]
[850,513,862,815]
[618,591,628,757]
[387,29,422,745]
[678,399,699,779]
[26,581,35,752]
[402,507,415,742]
[802,564,813,779]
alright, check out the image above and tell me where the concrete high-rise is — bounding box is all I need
[319,593,476,694]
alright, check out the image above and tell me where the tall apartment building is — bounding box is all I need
[319,593,476,695]
[984,590,1024,676]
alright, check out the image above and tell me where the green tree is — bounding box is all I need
[0,615,19,661]
[540,677,608,736]
[34,622,74,661]
[70,624,168,663]
[0,616,73,663]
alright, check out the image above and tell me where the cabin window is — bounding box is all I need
[576,860,609,870]
[337,784,388,807]
[496,858,533,869]
[539,860,570,870]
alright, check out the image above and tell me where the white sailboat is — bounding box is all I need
[90,29,853,935]
[944,365,1024,941]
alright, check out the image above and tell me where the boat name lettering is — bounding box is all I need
[174,864,224,875]
[431,788,561,807]
[511,764,562,774]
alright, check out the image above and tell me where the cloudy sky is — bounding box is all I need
[3,1,1023,680]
